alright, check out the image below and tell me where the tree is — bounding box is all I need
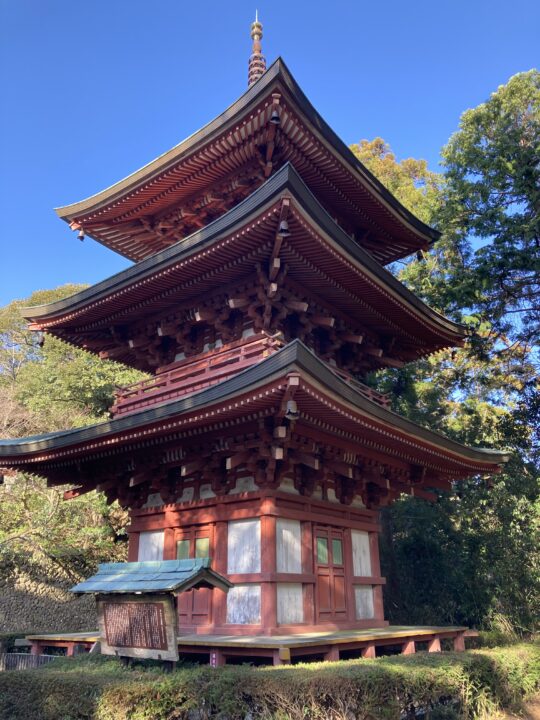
[441,70,540,353]
[351,85,540,633]
[0,286,146,573]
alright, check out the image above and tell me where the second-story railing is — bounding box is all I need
[111,334,284,417]
[111,333,391,417]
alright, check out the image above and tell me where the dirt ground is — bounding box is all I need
[498,698,540,719]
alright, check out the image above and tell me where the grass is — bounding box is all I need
[0,642,538,720]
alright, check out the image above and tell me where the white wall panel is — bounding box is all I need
[277,583,304,624]
[276,519,302,573]
[226,585,261,624]
[138,531,164,561]
[351,530,372,576]
[354,586,375,619]
[227,519,261,573]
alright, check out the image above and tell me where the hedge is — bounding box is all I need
[0,642,538,720]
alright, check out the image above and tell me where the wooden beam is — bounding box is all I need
[226,451,251,471]
[284,300,309,313]
[194,308,216,322]
[311,315,335,328]
[291,451,320,470]
[181,460,204,477]
[342,333,364,345]
[228,297,250,309]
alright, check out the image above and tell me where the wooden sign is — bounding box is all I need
[97,594,178,661]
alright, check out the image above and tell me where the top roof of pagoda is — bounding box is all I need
[55,58,439,265]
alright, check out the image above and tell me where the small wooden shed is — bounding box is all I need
[71,559,232,661]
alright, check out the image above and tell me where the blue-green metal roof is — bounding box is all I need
[70,559,232,595]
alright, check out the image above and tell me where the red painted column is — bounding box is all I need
[343,528,356,622]
[261,514,277,633]
[301,520,315,626]
[324,645,340,661]
[163,528,176,560]
[127,532,139,562]
[212,520,228,628]
[369,527,385,621]
[402,640,416,655]
[361,644,376,658]
[454,632,466,652]
[428,636,441,652]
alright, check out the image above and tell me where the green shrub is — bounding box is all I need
[0,643,538,720]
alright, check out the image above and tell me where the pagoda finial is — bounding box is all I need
[248,12,266,87]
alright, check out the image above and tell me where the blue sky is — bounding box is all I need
[0,0,538,306]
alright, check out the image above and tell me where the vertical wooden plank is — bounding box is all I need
[163,528,176,560]
[127,533,139,562]
[428,636,441,653]
[369,529,382,577]
[372,585,385,621]
[212,521,228,627]
[261,515,277,631]
[454,633,466,652]
[301,521,315,625]
[343,529,356,622]
[361,644,376,658]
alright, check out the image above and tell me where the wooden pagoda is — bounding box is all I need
[0,19,509,663]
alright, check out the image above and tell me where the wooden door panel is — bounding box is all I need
[317,573,332,612]
[333,574,347,613]
[315,526,348,622]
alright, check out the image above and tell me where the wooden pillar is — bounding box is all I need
[428,636,441,653]
[369,527,385,621]
[343,529,356,623]
[372,585,384,621]
[163,528,176,560]
[324,645,340,662]
[402,640,416,655]
[261,515,277,633]
[301,520,315,625]
[209,648,225,667]
[453,632,466,652]
[212,521,228,627]
[66,643,75,657]
[30,642,42,656]
[127,532,139,562]
[361,643,376,658]
[273,647,291,665]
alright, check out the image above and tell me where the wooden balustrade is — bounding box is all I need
[112,334,284,417]
[330,366,391,409]
[111,335,390,417]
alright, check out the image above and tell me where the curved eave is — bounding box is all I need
[0,340,510,471]
[25,164,465,346]
[55,58,439,251]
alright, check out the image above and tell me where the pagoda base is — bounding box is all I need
[26,626,473,665]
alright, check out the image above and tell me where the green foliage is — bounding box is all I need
[354,73,540,636]
[0,643,538,720]
[351,137,442,224]
[0,286,146,577]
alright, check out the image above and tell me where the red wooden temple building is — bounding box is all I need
[0,19,509,663]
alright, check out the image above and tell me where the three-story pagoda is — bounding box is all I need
[0,20,508,661]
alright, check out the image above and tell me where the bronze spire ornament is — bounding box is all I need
[248,11,266,86]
